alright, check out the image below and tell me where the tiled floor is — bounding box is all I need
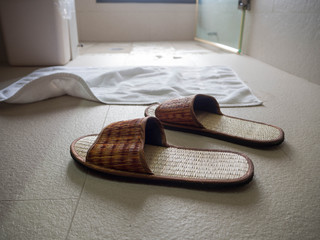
[1,41,320,240]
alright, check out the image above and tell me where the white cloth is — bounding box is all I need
[0,66,262,107]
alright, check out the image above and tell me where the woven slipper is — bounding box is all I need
[70,117,254,188]
[145,94,284,148]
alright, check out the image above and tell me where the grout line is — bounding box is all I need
[65,171,88,240]
[101,105,111,128]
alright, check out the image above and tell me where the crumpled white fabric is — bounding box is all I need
[0,66,262,107]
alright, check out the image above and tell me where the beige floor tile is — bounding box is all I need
[0,66,37,89]
[67,173,258,240]
[103,105,147,126]
[0,199,78,240]
[0,96,108,200]
[124,52,195,67]
[66,53,129,67]
[78,42,132,54]
[125,41,197,66]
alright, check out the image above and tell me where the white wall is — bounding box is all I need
[75,0,196,42]
[242,0,320,85]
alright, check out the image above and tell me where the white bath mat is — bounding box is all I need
[0,66,262,107]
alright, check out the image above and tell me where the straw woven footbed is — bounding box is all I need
[147,104,281,141]
[74,136,249,180]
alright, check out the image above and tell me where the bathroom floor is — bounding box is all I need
[1,41,319,240]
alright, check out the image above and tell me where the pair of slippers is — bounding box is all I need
[70,94,284,188]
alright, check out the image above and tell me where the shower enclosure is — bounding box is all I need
[195,0,249,53]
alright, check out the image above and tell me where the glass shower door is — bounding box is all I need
[195,0,245,53]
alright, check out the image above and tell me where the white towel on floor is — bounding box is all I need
[0,66,262,107]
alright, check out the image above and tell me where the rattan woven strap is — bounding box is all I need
[155,94,222,128]
[86,117,167,174]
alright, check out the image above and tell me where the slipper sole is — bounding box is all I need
[145,104,284,148]
[70,134,254,187]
